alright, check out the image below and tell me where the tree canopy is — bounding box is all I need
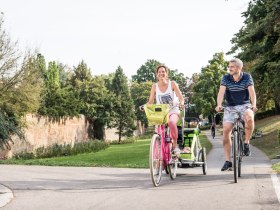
[229,0,280,111]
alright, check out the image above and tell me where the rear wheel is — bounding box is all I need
[202,147,207,175]
[233,131,239,183]
[150,134,162,187]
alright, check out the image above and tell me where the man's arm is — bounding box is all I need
[215,86,226,112]
[248,85,257,112]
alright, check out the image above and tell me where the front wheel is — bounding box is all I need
[150,134,162,187]
[233,131,239,183]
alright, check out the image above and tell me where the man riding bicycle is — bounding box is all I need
[211,122,216,139]
[215,58,257,171]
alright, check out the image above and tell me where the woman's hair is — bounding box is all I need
[156,65,168,74]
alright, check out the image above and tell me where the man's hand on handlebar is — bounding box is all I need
[215,106,223,112]
[251,106,258,112]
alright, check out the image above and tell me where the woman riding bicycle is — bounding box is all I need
[147,65,185,156]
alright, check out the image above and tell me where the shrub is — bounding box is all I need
[255,108,279,120]
[199,125,211,130]
[13,140,109,159]
[14,151,35,160]
[110,138,136,145]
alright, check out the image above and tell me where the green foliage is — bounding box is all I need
[229,0,280,111]
[169,69,189,96]
[0,15,43,147]
[0,110,24,150]
[199,125,211,130]
[255,108,279,120]
[38,60,81,117]
[130,81,152,127]
[191,52,227,118]
[132,59,188,96]
[110,138,136,145]
[111,66,136,142]
[132,59,160,83]
[68,61,114,139]
[13,140,109,159]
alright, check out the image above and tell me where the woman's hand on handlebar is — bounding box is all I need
[139,105,145,112]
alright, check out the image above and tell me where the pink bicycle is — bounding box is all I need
[141,104,184,187]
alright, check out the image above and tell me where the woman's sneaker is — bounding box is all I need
[172,147,181,157]
[221,161,232,171]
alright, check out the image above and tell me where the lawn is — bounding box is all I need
[250,115,280,173]
[0,134,212,168]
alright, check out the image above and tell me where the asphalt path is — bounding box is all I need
[0,130,279,210]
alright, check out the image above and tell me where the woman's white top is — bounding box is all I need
[155,80,179,114]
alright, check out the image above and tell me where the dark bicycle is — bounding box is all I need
[223,107,246,183]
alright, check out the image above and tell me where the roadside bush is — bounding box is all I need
[13,140,109,159]
[14,151,35,160]
[199,125,211,130]
[110,138,136,145]
[255,108,279,120]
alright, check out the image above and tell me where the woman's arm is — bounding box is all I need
[172,81,184,105]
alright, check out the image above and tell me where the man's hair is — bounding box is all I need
[230,58,243,69]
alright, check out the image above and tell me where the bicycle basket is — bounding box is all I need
[144,104,170,126]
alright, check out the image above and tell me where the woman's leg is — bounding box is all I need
[168,113,180,148]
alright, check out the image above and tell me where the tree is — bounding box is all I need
[131,59,160,83]
[38,61,80,117]
[0,14,44,148]
[111,66,136,142]
[229,0,280,112]
[132,59,188,96]
[68,61,114,140]
[191,52,227,120]
[169,69,189,97]
[130,81,153,127]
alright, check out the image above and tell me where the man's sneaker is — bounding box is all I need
[221,161,232,171]
[244,143,251,156]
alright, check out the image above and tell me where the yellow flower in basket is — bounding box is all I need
[144,104,170,126]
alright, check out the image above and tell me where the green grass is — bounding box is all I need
[0,139,151,168]
[200,134,213,154]
[250,115,280,173]
[0,133,212,168]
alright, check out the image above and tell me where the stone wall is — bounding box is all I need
[0,114,89,158]
[0,115,146,158]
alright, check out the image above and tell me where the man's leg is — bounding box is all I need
[243,109,254,156]
[223,122,233,161]
[244,109,254,143]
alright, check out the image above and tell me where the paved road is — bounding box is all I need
[0,130,279,210]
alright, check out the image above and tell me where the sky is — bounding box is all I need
[1,0,250,79]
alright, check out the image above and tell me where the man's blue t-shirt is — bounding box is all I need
[221,72,254,106]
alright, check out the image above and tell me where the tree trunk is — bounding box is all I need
[93,121,105,140]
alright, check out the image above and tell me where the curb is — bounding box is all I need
[0,184,13,208]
